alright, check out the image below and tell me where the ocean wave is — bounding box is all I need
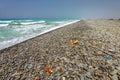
[0,24,9,27]
[6,20,45,26]
[52,20,73,24]
[54,21,65,24]
[0,21,12,23]
[21,21,45,25]
[13,24,46,35]
[0,19,79,50]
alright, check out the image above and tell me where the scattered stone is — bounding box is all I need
[28,64,33,69]
[80,75,85,80]
[86,72,92,79]
[117,54,120,58]
[108,48,115,52]
[105,76,111,80]
[0,20,120,79]
[11,72,21,77]
[111,75,118,80]
[111,70,118,75]
[116,67,120,70]
[106,59,114,65]
[62,77,65,80]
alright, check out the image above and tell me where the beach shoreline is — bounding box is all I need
[0,19,120,79]
[0,20,80,50]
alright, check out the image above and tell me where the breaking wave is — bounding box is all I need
[0,19,79,50]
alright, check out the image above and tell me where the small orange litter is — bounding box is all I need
[44,67,53,73]
[72,40,79,45]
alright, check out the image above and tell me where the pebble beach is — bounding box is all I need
[0,19,120,80]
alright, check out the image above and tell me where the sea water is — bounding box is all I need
[0,18,79,50]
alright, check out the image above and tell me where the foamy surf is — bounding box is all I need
[0,19,79,50]
[0,24,9,27]
[21,21,45,25]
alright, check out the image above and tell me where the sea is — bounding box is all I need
[0,18,79,50]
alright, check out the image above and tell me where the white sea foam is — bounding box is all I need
[0,21,12,23]
[0,24,9,27]
[0,20,80,50]
[14,24,44,30]
[37,20,80,36]
[54,20,71,24]
[21,21,45,25]
[14,24,46,35]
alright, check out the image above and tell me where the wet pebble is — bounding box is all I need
[111,75,118,80]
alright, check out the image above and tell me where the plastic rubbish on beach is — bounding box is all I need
[104,55,112,59]
[71,40,79,47]
[72,40,79,44]
[44,67,53,73]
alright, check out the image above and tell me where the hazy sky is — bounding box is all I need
[0,0,120,19]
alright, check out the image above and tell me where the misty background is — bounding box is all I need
[0,0,120,19]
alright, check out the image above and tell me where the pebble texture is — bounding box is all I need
[0,19,120,80]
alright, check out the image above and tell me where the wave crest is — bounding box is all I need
[21,21,45,25]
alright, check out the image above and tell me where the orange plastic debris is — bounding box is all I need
[73,40,78,44]
[72,40,79,45]
[44,67,53,73]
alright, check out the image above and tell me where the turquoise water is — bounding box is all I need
[0,18,79,50]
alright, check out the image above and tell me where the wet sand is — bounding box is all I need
[0,19,120,79]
